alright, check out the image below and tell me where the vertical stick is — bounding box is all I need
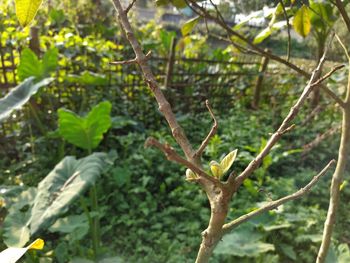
[164,37,176,89]
[252,50,269,109]
[0,37,8,85]
[29,26,40,57]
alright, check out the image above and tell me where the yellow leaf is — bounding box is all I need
[220,149,238,175]
[292,5,311,38]
[0,238,44,263]
[210,161,223,178]
[28,239,44,250]
[15,0,43,27]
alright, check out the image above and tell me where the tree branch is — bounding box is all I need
[111,0,196,162]
[234,43,339,187]
[223,160,335,232]
[194,100,218,159]
[335,0,350,33]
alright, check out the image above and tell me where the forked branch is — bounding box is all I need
[194,100,218,159]
[223,160,335,233]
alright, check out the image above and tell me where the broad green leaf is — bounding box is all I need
[210,161,223,178]
[220,149,238,175]
[181,16,201,36]
[3,210,31,247]
[18,47,58,81]
[49,214,89,241]
[28,153,106,235]
[17,49,41,80]
[0,238,44,263]
[0,77,54,123]
[15,0,43,27]
[58,101,112,150]
[293,5,311,38]
[42,47,59,75]
[310,1,336,30]
[214,224,275,257]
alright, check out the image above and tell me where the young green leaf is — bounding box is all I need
[220,149,238,175]
[185,169,197,181]
[15,0,43,27]
[293,5,311,38]
[210,161,223,178]
[58,101,112,151]
[181,16,201,36]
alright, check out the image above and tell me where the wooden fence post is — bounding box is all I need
[252,49,269,109]
[29,26,40,57]
[164,36,176,89]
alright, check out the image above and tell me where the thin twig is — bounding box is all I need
[110,50,152,65]
[234,40,335,188]
[223,160,335,232]
[194,100,218,159]
[310,64,345,87]
[335,34,350,60]
[335,0,350,33]
[111,0,196,162]
[125,0,137,14]
[278,0,291,61]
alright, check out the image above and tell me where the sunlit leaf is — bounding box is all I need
[220,149,238,175]
[58,101,112,151]
[293,5,311,38]
[0,238,44,263]
[15,0,43,27]
[210,161,223,178]
[18,48,58,81]
[181,16,201,36]
[0,77,54,123]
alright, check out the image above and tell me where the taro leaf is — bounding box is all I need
[15,0,43,27]
[17,49,41,81]
[49,214,89,242]
[214,224,274,257]
[293,5,311,38]
[0,77,54,123]
[3,210,31,247]
[58,101,112,151]
[18,48,58,81]
[181,16,201,36]
[28,153,106,235]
